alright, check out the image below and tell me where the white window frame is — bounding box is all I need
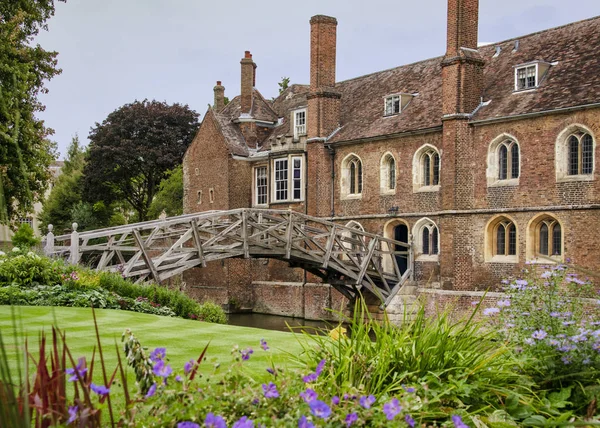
[384,95,401,116]
[555,124,596,182]
[412,144,441,193]
[412,217,439,261]
[514,64,538,91]
[486,133,520,187]
[272,155,304,203]
[380,152,396,194]
[293,109,307,140]
[340,153,363,200]
[253,166,268,207]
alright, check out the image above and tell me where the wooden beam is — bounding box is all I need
[190,219,206,267]
[132,229,161,284]
[321,225,337,269]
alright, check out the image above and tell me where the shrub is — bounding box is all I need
[487,263,600,414]
[0,249,65,286]
[11,223,40,250]
[197,301,227,324]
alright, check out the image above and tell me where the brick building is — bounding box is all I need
[182,0,600,318]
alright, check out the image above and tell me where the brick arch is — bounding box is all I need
[383,218,410,273]
[412,217,439,260]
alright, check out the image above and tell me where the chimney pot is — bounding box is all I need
[244,50,252,58]
[213,81,225,112]
[216,80,221,85]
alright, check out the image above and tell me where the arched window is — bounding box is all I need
[487,134,520,186]
[485,215,518,262]
[341,154,363,198]
[380,153,396,193]
[498,140,520,180]
[413,218,439,259]
[556,125,595,181]
[413,145,440,192]
[567,132,594,175]
[342,221,365,262]
[527,214,563,262]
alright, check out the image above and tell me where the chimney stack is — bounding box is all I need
[240,51,255,114]
[307,15,341,139]
[446,0,479,57]
[213,81,225,112]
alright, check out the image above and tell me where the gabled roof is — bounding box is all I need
[220,89,278,123]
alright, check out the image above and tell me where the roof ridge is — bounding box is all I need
[252,88,279,118]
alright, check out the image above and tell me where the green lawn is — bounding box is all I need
[0,306,306,402]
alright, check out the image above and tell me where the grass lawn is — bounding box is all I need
[0,306,307,406]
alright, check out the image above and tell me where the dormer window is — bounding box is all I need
[293,109,306,140]
[514,61,552,91]
[383,93,414,116]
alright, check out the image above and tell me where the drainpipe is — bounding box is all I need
[326,144,335,218]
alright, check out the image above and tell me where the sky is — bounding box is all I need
[35,0,599,159]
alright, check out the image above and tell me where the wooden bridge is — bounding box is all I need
[44,209,412,306]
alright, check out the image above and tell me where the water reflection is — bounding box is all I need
[227,312,334,334]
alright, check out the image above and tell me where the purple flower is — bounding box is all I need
[266,367,275,375]
[561,355,572,365]
[177,423,200,428]
[184,359,195,374]
[403,385,416,393]
[524,338,535,346]
[483,307,500,316]
[205,413,227,428]
[67,405,78,424]
[331,396,340,405]
[153,360,173,378]
[309,400,331,419]
[452,415,469,428]
[302,373,318,383]
[262,382,279,398]
[149,347,166,362]
[176,375,183,382]
[383,398,401,420]
[541,270,553,279]
[345,412,358,426]
[515,279,528,288]
[300,388,318,403]
[298,416,315,428]
[405,414,416,427]
[233,416,254,428]
[146,383,157,398]
[241,348,254,361]
[359,395,376,409]
[90,383,110,396]
[497,299,511,307]
[315,359,326,375]
[65,357,88,382]
[260,339,269,351]
[532,330,547,340]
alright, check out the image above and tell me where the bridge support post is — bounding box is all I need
[45,224,55,256]
[69,223,80,265]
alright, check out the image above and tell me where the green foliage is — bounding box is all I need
[11,223,40,250]
[489,264,600,413]
[84,100,199,221]
[147,165,183,219]
[197,301,228,324]
[278,76,290,94]
[295,300,538,424]
[0,248,63,286]
[0,0,63,224]
[39,170,84,233]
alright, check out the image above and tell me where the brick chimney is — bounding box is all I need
[240,51,255,114]
[307,15,341,140]
[213,81,225,112]
[441,0,484,116]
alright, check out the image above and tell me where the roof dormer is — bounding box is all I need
[383,93,415,116]
[513,61,553,92]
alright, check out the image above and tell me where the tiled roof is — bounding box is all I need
[211,110,249,156]
[473,15,600,121]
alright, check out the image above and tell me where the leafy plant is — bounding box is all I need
[11,223,40,250]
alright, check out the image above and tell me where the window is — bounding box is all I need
[555,125,595,181]
[413,145,440,191]
[19,217,33,228]
[383,93,414,116]
[526,214,563,262]
[293,109,306,140]
[209,188,215,203]
[254,166,268,206]
[485,216,518,262]
[568,132,594,175]
[272,155,303,202]
[380,153,396,194]
[341,154,363,198]
[342,221,365,263]
[196,191,202,205]
[514,61,551,91]
[413,218,439,260]
[487,134,520,186]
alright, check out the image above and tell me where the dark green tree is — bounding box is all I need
[84,100,199,221]
[278,77,290,94]
[147,165,183,219]
[0,0,64,224]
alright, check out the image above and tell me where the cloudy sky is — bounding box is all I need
[35,0,599,158]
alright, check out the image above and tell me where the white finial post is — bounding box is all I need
[69,222,80,265]
[45,224,55,256]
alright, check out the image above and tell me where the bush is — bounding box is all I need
[11,223,40,250]
[197,301,227,324]
[0,249,65,286]
[487,263,600,414]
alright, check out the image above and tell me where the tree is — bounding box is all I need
[278,77,290,94]
[147,165,183,219]
[84,100,199,221]
[39,136,85,234]
[0,0,64,225]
